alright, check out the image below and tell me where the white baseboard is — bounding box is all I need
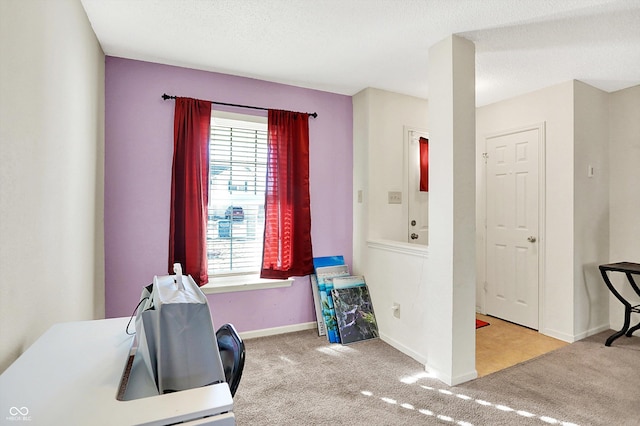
[572,323,611,341]
[379,332,427,365]
[422,363,478,386]
[541,322,610,343]
[239,321,317,340]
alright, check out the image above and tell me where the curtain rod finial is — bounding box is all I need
[162,93,175,100]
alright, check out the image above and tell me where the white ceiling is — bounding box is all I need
[80,0,640,106]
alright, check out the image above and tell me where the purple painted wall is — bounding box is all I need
[105,57,353,332]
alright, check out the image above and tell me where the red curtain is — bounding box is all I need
[419,137,429,192]
[168,97,212,286]
[261,110,314,279]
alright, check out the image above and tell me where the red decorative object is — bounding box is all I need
[420,137,429,192]
[476,319,490,329]
[168,97,211,286]
[260,110,314,279]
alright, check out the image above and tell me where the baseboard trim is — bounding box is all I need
[573,324,611,341]
[423,363,478,386]
[239,321,317,340]
[379,332,428,364]
[541,323,610,343]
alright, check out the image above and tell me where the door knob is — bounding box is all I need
[527,236,537,243]
[411,233,419,240]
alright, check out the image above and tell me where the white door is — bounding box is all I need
[407,129,429,245]
[485,127,539,329]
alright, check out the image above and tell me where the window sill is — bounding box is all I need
[201,274,294,294]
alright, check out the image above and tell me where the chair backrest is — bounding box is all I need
[215,323,246,397]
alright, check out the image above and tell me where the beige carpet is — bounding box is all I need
[233,329,640,425]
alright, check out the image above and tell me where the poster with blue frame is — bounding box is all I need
[311,255,349,343]
[316,265,350,343]
[310,274,326,336]
[313,256,345,270]
[310,256,345,338]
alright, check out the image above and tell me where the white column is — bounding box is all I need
[425,35,476,385]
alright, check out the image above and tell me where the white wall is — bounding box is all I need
[352,88,430,363]
[366,242,429,363]
[425,35,476,385]
[354,88,429,243]
[609,85,640,330]
[352,89,371,275]
[0,0,105,373]
[477,80,612,342]
[353,35,476,386]
[477,81,575,340]
[573,81,610,338]
[355,71,631,385]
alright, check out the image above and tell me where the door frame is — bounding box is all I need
[478,122,546,331]
[403,125,430,245]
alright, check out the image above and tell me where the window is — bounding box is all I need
[207,111,267,276]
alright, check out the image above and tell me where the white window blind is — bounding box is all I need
[207,112,267,276]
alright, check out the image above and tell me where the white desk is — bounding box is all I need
[0,318,234,425]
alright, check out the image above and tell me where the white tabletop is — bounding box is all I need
[0,317,234,425]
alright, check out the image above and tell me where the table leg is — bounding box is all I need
[623,273,640,339]
[600,268,633,346]
[626,321,640,337]
[605,305,631,346]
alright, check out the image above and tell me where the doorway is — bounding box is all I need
[483,124,545,330]
[405,126,429,245]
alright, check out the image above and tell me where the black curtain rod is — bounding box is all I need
[161,93,318,118]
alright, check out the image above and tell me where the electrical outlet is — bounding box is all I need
[388,191,402,204]
[392,302,401,318]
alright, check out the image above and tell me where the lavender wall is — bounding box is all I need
[105,57,353,332]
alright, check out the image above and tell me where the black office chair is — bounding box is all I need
[216,323,245,397]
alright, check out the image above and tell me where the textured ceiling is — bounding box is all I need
[80,0,640,106]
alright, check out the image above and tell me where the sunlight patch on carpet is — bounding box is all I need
[400,371,433,384]
[413,381,581,426]
[361,390,475,426]
[437,414,454,422]
[315,347,341,357]
[330,345,357,353]
[315,345,358,357]
[495,404,514,412]
[362,384,578,426]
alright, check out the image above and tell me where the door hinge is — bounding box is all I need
[482,152,488,164]
[483,281,488,292]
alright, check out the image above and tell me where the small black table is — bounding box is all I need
[599,262,640,346]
